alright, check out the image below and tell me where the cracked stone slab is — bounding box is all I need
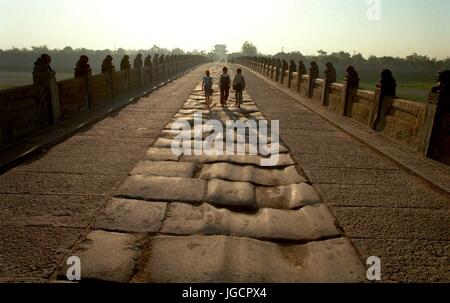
[256,183,321,209]
[130,161,195,178]
[160,129,211,140]
[180,153,295,167]
[60,231,145,283]
[132,235,365,283]
[92,198,167,233]
[177,109,209,115]
[145,148,180,161]
[117,175,206,203]
[161,203,340,241]
[206,179,256,208]
[200,163,305,186]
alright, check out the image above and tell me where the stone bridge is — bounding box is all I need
[0,55,449,283]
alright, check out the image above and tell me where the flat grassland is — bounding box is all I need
[0,70,74,90]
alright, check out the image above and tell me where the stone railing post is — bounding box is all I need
[270,59,276,80]
[371,69,397,130]
[275,59,281,82]
[160,56,166,80]
[153,54,160,82]
[420,91,440,156]
[297,61,306,93]
[144,55,153,85]
[342,66,359,116]
[419,70,450,164]
[280,60,288,85]
[371,86,383,129]
[262,58,267,76]
[288,60,297,89]
[308,62,319,98]
[321,63,337,105]
[33,71,61,123]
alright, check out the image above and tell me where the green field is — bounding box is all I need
[0,70,73,91]
[359,80,433,102]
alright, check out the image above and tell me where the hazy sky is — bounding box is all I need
[1,0,449,58]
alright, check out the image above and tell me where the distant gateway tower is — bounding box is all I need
[214,44,228,62]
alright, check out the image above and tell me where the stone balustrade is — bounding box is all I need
[0,54,208,149]
[233,56,450,165]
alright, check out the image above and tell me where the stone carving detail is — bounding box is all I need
[374,69,397,132]
[275,58,282,81]
[101,55,115,73]
[432,70,450,96]
[345,65,360,89]
[133,54,143,70]
[144,55,152,68]
[428,70,450,164]
[289,60,297,73]
[120,55,131,71]
[324,62,337,82]
[33,54,53,73]
[153,54,160,65]
[309,62,319,79]
[74,55,92,78]
[378,69,397,99]
[298,61,306,76]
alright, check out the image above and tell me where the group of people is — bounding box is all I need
[202,67,246,109]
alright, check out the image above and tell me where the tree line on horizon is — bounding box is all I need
[1,41,449,80]
[230,42,450,81]
[0,45,210,73]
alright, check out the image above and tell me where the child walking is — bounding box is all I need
[233,68,246,108]
[219,67,231,106]
[202,70,213,108]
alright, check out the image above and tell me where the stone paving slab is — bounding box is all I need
[117,175,206,203]
[130,161,195,178]
[92,198,167,233]
[132,235,365,283]
[206,179,256,208]
[59,230,144,283]
[160,203,340,241]
[199,163,305,186]
[145,147,181,161]
[180,153,295,167]
[256,183,322,210]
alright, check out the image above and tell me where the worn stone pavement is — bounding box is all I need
[48,65,365,283]
[0,64,448,283]
[240,66,450,282]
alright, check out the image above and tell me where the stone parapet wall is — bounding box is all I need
[0,55,209,149]
[233,56,445,164]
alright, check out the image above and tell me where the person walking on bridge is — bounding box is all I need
[233,68,246,108]
[219,67,231,106]
[202,70,214,109]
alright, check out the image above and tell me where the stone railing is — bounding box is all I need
[0,54,209,150]
[233,56,450,165]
